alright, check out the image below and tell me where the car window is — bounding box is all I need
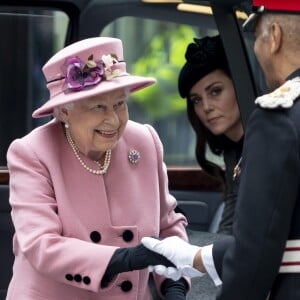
[0,4,257,170]
[101,16,224,167]
[0,7,68,165]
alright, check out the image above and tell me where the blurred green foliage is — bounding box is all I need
[131,25,197,120]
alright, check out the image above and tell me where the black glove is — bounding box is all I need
[101,244,175,287]
[161,278,187,300]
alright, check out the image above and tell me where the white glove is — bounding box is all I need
[141,236,201,268]
[149,264,205,280]
[148,265,182,281]
[179,265,205,278]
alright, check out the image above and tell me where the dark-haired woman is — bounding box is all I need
[178,35,244,235]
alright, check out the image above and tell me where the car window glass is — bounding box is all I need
[101,16,224,167]
[0,8,68,165]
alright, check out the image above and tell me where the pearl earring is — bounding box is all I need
[65,123,69,129]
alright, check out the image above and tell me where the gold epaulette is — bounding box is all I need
[255,77,300,109]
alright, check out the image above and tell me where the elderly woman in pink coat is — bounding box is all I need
[6,37,189,300]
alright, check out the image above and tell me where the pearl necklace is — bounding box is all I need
[65,128,111,175]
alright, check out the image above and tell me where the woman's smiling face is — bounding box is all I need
[61,88,129,160]
[189,69,243,142]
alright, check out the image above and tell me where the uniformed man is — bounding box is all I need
[142,0,300,299]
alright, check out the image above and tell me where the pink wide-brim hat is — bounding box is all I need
[32,37,156,118]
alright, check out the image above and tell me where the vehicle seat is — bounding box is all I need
[208,201,225,233]
[173,190,223,232]
[0,185,14,300]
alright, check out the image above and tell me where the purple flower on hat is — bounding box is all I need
[65,55,105,91]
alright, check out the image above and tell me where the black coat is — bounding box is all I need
[217,138,243,235]
[212,69,300,300]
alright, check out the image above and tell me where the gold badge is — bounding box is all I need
[233,157,242,181]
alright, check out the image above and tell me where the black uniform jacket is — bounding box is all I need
[218,137,243,235]
[212,69,300,300]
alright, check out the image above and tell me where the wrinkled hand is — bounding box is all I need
[142,236,201,268]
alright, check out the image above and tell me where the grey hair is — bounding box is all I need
[260,13,300,48]
[122,87,131,99]
[259,14,273,40]
[53,102,74,121]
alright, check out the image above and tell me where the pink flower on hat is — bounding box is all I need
[101,54,123,80]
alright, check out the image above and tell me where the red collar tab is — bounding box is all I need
[253,0,300,12]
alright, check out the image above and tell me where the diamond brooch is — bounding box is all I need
[128,149,140,164]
